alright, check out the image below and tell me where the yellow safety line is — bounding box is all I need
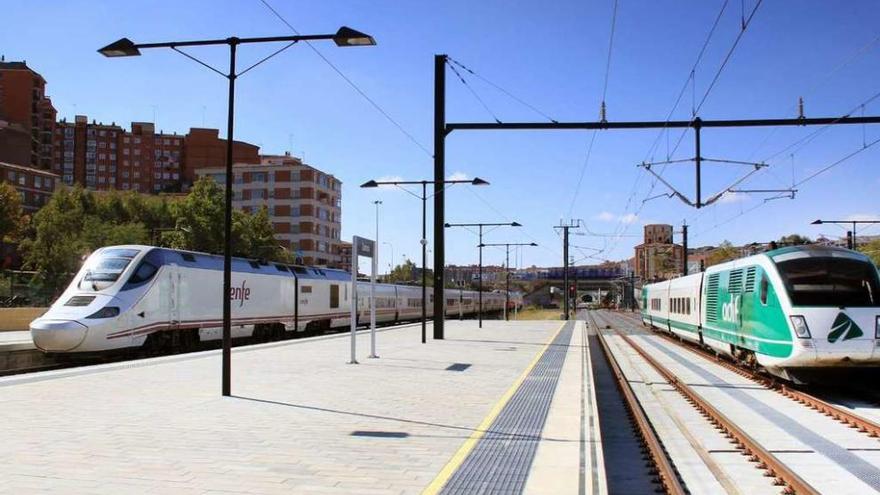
[421,321,568,495]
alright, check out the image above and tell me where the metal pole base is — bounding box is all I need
[368,354,379,359]
[348,360,359,365]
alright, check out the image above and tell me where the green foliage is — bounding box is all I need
[706,240,739,267]
[858,238,880,267]
[19,177,283,293]
[387,259,417,284]
[0,182,25,242]
[778,234,812,245]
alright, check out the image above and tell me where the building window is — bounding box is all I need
[18,175,26,186]
[252,172,266,183]
[123,148,129,155]
[98,141,106,148]
[134,137,141,144]
[99,130,106,137]
[123,137,130,144]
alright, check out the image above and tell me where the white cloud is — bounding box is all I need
[594,211,638,224]
[620,213,638,224]
[718,191,750,204]
[447,171,470,181]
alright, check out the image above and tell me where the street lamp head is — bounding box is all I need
[98,38,141,57]
[511,222,522,227]
[529,242,538,246]
[471,177,490,186]
[360,180,379,188]
[810,219,823,225]
[333,26,376,47]
[444,223,451,228]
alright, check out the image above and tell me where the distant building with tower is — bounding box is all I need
[634,224,684,282]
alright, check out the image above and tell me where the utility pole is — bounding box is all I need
[571,256,578,316]
[554,220,579,320]
[681,221,688,277]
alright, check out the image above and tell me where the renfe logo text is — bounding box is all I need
[229,280,251,307]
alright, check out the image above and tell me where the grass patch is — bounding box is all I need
[513,306,562,320]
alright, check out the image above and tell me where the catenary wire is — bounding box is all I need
[257,0,433,158]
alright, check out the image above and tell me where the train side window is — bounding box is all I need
[180,253,196,262]
[128,261,158,284]
[301,285,312,293]
[760,277,768,305]
[686,298,691,314]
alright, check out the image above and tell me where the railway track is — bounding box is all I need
[591,310,816,494]
[587,312,686,494]
[612,310,880,440]
[595,309,880,494]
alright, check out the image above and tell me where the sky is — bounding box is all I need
[2,0,880,271]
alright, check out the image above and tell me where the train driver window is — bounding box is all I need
[128,261,158,284]
[760,277,768,305]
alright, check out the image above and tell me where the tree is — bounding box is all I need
[858,238,880,267]
[0,182,25,242]
[706,240,739,267]
[387,259,417,283]
[778,234,811,246]
[164,177,283,260]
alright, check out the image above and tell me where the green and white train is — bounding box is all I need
[641,245,880,381]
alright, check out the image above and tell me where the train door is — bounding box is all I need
[168,265,180,328]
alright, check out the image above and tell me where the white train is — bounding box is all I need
[641,245,880,381]
[30,245,519,354]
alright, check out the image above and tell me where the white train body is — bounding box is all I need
[30,245,513,354]
[641,245,880,378]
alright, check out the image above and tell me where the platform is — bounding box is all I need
[0,319,602,494]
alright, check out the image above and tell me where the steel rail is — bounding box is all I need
[587,313,687,495]
[593,311,819,495]
[613,310,880,440]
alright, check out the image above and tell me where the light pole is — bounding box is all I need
[445,221,521,328]
[383,241,394,277]
[361,177,488,343]
[100,27,376,397]
[811,219,880,250]
[478,242,537,320]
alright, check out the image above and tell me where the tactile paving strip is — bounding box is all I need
[440,321,574,494]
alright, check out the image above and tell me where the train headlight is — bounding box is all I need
[86,306,120,319]
[789,315,811,339]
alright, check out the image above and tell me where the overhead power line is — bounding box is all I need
[567,0,620,218]
[607,0,762,257]
[447,58,558,123]
[257,0,433,158]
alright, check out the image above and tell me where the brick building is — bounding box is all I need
[52,116,260,193]
[0,161,58,212]
[0,59,56,168]
[196,152,343,267]
[634,224,684,282]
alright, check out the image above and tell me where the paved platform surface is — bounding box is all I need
[0,320,597,494]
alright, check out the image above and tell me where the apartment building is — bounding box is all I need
[0,59,56,168]
[52,117,261,193]
[197,152,343,267]
[0,161,58,212]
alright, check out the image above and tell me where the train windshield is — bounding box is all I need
[82,249,140,284]
[776,257,880,307]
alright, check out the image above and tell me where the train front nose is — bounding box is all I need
[30,319,89,352]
